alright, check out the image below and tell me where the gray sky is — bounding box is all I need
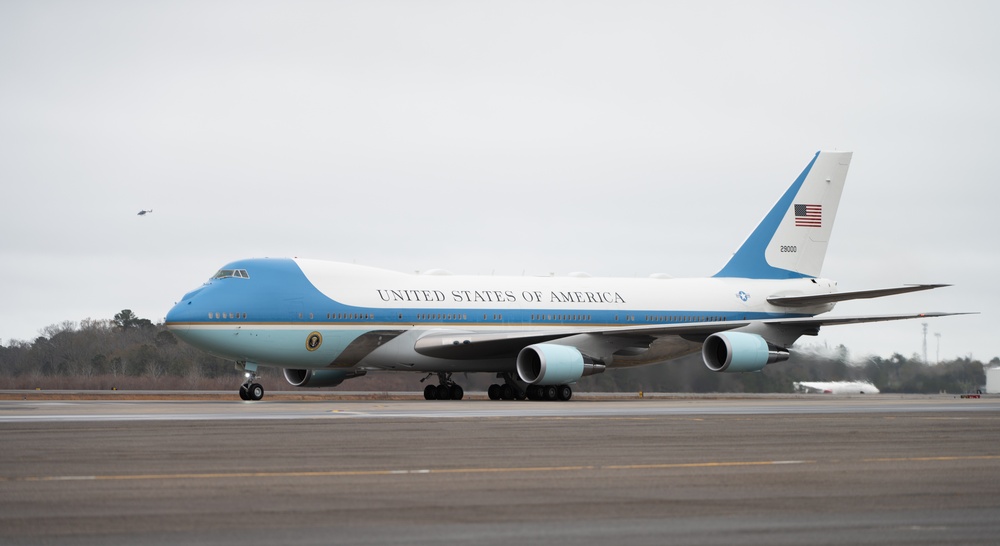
[1,1,996,362]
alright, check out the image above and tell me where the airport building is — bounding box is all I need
[986,367,1000,394]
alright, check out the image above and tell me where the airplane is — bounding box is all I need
[164,151,967,401]
[794,381,880,394]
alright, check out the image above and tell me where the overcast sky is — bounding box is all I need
[1,1,996,363]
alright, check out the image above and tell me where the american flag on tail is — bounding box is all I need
[794,204,822,227]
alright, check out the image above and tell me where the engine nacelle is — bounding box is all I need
[701,332,789,373]
[516,344,605,385]
[283,368,367,388]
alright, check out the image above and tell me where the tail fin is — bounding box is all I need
[714,151,852,279]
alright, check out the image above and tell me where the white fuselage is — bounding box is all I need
[165,258,837,373]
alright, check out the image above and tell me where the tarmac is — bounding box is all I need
[1,393,999,545]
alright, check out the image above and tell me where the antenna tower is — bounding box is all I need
[922,323,928,363]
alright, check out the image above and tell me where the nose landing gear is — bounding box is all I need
[236,361,264,401]
[240,380,264,401]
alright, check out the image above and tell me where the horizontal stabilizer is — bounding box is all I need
[767,284,950,307]
[763,311,975,328]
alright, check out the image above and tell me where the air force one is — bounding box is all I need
[165,151,965,401]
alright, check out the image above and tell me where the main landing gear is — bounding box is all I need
[419,372,573,402]
[487,372,524,401]
[524,384,573,401]
[421,372,465,400]
[237,362,264,401]
[486,373,574,401]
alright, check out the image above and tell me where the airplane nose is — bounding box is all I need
[165,287,205,327]
[164,300,189,328]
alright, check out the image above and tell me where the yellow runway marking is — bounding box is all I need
[605,460,812,470]
[863,455,1000,463]
[3,461,799,482]
[3,455,997,483]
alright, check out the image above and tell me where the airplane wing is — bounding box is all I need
[413,322,748,359]
[766,284,949,307]
[412,312,973,360]
[414,328,617,359]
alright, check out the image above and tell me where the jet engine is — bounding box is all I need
[283,368,367,388]
[701,332,789,373]
[516,343,605,385]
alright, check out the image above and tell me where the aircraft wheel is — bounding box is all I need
[526,385,541,400]
[500,384,514,401]
[557,385,573,401]
[436,384,452,400]
[424,385,437,400]
[239,385,249,401]
[544,385,558,401]
[248,383,264,401]
[488,384,501,400]
[450,384,464,400]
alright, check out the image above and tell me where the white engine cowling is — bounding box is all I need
[283,368,366,388]
[516,344,605,385]
[701,332,789,373]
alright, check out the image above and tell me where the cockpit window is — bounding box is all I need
[212,269,250,280]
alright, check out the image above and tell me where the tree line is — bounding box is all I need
[576,347,993,394]
[0,310,994,393]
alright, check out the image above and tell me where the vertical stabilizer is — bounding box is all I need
[714,151,852,279]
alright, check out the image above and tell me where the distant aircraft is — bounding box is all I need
[137,209,152,216]
[795,381,880,394]
[165,151,967,401]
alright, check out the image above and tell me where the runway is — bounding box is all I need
[2,395,999,545]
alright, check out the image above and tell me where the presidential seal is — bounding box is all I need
[306,331,323,351]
